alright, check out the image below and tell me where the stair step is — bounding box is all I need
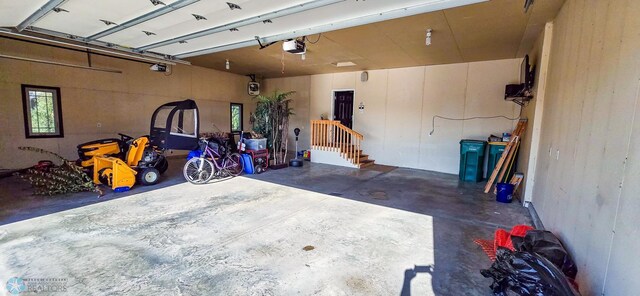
[340,149,363,154]
[359,159,375,168]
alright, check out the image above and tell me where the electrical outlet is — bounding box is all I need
[556,149,560,160]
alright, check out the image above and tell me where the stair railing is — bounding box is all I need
[310,120,364,164]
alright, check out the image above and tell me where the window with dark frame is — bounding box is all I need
[230,103,243,133]
[21,85,64,138]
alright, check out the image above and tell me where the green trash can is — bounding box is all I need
[487,142,508,178]
[459,140,487,182]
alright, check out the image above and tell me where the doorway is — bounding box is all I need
[333,90,354,129]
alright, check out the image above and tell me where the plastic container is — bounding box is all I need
[496,183,515,203]
[486,142,508,178]
[241,154,254,174]
[502,132,511,142]
[459,140,487,182]
[245,138,267,150]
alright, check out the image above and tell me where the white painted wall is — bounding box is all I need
[264,59,522,174]
[518,23,553,204]
[309,149,358,168]
[529,0,640,294]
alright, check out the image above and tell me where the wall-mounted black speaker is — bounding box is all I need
[248,82,260,96]
[505,84,526,100]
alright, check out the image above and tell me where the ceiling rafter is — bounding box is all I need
[87,0,201,41]
[136,0,345,52]
[175,0,487,58]
[6,27,189,65]
[16,0,67,31]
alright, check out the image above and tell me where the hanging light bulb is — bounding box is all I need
[225,59,230,70]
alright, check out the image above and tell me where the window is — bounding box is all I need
[21,85,63,138]
[230,103,243,133]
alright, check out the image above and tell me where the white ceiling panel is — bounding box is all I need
[1,0,484,60]
[0,0,50,27]
[152,0,479,56]
[100,0,308,48]
[32,0,179,37]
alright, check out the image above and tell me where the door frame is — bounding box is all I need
[330,89,356,127]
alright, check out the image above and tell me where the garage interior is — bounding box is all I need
[0,0,638,295]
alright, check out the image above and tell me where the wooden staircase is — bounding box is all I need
[310,120,375,168]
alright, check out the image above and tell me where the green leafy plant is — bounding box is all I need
[253,90,295,165]
[17,147,102,196]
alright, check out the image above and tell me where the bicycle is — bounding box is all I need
[183,138,243,184]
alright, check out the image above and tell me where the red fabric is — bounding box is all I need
[474,239,497,261]
[494,229,513,252]
[475,224,535,260]
[494,225,535,252]
[510,225,534,237]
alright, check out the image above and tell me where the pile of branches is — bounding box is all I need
[17,147,102,196]
[201,132,230,142]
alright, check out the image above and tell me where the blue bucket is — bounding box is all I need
[496,183,515,203]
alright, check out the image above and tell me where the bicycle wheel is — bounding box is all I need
[225,153,244,177]
[183,157,215,184]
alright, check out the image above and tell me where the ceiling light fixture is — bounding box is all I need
[225,59,230,70]
[333,61,356,67]
[426,29,432,46]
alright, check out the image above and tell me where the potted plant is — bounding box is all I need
[253,90,295,169]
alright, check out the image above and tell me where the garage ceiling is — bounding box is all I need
[187,0,565,77]
[0,0,486,60]
[0,0,564,77]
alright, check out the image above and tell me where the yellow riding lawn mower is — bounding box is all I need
[76,99,199,191]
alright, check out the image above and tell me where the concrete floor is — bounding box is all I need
[0,159,532,295]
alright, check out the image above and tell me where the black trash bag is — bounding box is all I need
[481,247,581,296]
[513,230,578,280]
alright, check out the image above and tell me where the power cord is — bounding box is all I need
[305,33,322,44]
[429,109,522,136]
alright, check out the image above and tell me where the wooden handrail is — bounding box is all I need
[310,120,364,165]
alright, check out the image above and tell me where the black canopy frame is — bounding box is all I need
[150,99,199,151]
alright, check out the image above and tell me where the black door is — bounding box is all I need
[333,91,354,128]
